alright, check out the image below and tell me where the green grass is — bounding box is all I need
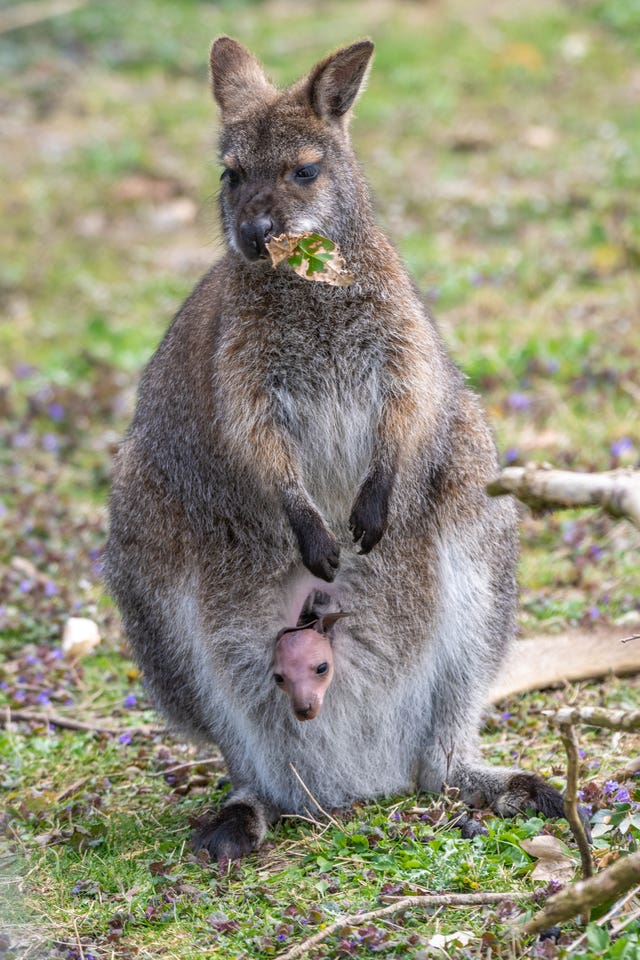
[1,0,640,957]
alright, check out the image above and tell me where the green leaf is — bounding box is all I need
[586,923,610,951]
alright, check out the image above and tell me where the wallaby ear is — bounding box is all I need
[305,41,374,122]
[317,612,351,635]
[210,36,274,120]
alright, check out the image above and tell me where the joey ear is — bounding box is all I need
[305,40,374,122]
[210,36,274,119]
[317,612,351,635]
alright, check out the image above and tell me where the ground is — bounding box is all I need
[1,1,639,958]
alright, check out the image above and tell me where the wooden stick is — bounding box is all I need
[487,466,640,527]
[1,707,161,736]
[277,891,535,960]
[558,722,593,880]
[521,852,640,935]
[545,706,640,732]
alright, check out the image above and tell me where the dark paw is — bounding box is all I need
[284,495,340,581]
[193,803,263,862]
[298,524,340,582]
[494,773,592,841]
[458,815,489,839]
[349,474,391,554]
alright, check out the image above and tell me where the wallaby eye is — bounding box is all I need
[293,164,320,183]
[316,662,329,675]
[274,673,284,685]
[221,167,241,187]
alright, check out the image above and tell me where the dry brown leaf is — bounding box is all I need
[521,835,577,883]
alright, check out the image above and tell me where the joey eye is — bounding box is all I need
[293,164,320,183]
[274,673,284,685]
[316,662,329,675]
[221,167,241,187]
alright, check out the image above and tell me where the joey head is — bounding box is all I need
[273,613,347,720]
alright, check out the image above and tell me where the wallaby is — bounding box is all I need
[274,611,347,721]
[105,37,569,861]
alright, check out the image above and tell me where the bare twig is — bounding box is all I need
[545,706,640,731]
[487,465,640,527]
[621,634,640,644]
[289,763,342,829]
[149,757,226,777]
[558,722,594,880]
[521,851,640,935]
[277,891,535,960]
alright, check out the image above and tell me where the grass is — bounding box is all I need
[1,0,640,957]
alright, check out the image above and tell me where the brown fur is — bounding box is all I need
[105,39,572,861]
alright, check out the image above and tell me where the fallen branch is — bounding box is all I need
[558,722,594,880]
[544,706,640,732]
[521,851,640,935]
[278,891,535,960]
[1,708,161,736]
[487,466,640,528]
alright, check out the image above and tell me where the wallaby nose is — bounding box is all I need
[239,216,273,261]
[294,702,317,721]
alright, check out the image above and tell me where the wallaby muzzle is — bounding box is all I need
[239,216,273,261]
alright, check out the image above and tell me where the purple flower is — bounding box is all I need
[44,581,58,597]
[42,433,59,452]
[505,447,519,464]
[118,731,133,745]
[277,934,287,942]
[47,402,65,422]
[604,780,619,795]
[614,787,631,803]
[501,711,512,721]
[18,579,33,593]
[587,606,600,620]
[13,689,26,702]
[51,647,63,660]
[587,545,603,561]
[507,392,531,411]
[610,437,634,457]
[578,748,587,759]
[14,363,36,379]
[36,692,51,706]
[12,432,32,448]
[25,654,39,665]
[123,694,137,708]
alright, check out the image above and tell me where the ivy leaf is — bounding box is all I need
[266,232,354,286]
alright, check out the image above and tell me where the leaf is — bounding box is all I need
[266,232,354,287]
[428,931,476,949]
[520,834,577,882]
[586,923,610,951]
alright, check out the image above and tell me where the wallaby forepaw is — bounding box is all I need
[299,528,340,582]
[193,802,265,862]
[349,482,388,554]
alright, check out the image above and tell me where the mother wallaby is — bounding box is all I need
[105,37,566,860]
